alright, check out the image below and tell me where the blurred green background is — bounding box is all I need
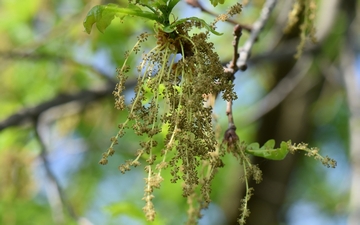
[0,0,357,224]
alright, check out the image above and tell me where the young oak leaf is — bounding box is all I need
[210,0,226,7]
[83,2,222,36]
[246,139,289,160]
[83,4,159,34]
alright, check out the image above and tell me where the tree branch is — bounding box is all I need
[0,79,136,131]
[237,0,278,71]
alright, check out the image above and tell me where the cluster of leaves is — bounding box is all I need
[83,0,221,35]
[83,0,336,224]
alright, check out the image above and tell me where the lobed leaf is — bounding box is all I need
[210,0,226,7]
[246,140,289,160]
[83,4,160,34]
[168,0,181,10]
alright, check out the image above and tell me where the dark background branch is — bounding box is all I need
[0,80,136,131]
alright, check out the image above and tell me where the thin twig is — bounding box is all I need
[35,118,76,224]
[226,25,242,126]
[35,115,94,225]
[228,25,242,75]
[237,0,278,71]
[226,101,235,128]
[185,0,252,32]
[223,25,243,144]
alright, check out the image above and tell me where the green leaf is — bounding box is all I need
[246,142,259,150]
[210,0,226,7]
[163,17,223,35]
[139,0,165,8]
[246,140,289,160]
[262,139,275,149]
[105,202,144,218]
[105,201,167,224]
[167,0,181,13]
[83,4,160,34]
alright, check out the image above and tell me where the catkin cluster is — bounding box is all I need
[284,0,318,58]
[100,18,237,222]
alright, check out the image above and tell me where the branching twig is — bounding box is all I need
[186,0,252,32]
[237,0,278,71]
[228,25,242,74]
[223,25,242,144]
[225,25,242,129]
[35,116,94,225]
